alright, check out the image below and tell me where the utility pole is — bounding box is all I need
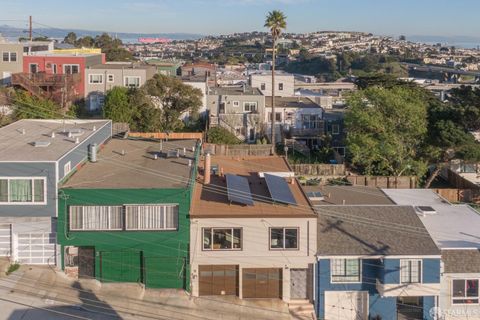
[29,16,32,41]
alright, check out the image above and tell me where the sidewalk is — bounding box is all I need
[0,265,293,320]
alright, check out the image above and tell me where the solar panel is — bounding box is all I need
[264,174,297,205]
[226,174,254,206]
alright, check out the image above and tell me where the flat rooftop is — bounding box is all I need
[265,97,320,109]
[62,138,197,189]
[209,86,263,96]
[317,205,440,256]
[190,156,316,218]
[0,119,110,162]
[89,63,155,70]
[382,189,480,249]
[304,185,394,206]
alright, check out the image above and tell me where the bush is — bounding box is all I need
[6,263,20,275]
[207,127,242,145]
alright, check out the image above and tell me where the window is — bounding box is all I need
[64,162,71,176]
[125,205,178,230]
[232,101,240,107]
[332,124,340,135]
[52,64,57,74]
[64,64,80,74]
[331,259,361,283]
[0,178,46,204]
[203,228,242,250]
[452,279,479,304]
[279,83,284,91]
[260,83,266,90]
[89,74,103,84]
[243,102,257,112]
[107,74,114,83]
[269,112,282,122]
[124,76,141,88]
[270,228,298,250]
[70,206,123,231]
[2,52,17,62]
[400,259,422,283]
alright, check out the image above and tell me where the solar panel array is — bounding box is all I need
[226,174,254,206]
[264,174,297,205]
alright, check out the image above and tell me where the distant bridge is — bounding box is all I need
[402,63,480,83]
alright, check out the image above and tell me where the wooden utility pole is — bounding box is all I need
[29,16,32,41]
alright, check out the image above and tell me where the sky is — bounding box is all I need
[0,0,479,38]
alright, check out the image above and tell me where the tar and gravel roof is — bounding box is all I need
[209,86,263,96]
[0,119,111,162]
[190,156,316,218]
[382,189,480,249]
[62,138,197,189]
[316,205,440,256]
[305,185,394,206]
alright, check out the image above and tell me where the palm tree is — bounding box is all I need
[264,10,286,154]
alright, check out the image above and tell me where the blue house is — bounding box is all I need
[315,206,441,320]
[0,119,111,265]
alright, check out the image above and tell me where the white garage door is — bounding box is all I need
[325,291,368,320]
[0,224,11,256]
[17,233,56,265]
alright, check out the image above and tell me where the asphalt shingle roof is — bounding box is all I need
[317,205,440,256]
[442,249,480,273]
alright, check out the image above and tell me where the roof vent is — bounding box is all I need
[415,206,437,216]
[51,132,55,138]
[32,141,51,147]
[68,129,84,137]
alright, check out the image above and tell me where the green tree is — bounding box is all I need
[143,74,202,131]
[345,87,429,177]
[207,127,241,145]
[13,91,63,120]
[76,36,95,48]
[265,10,287,152]
[63,32,77,45]
[103,87,134,124]
[129,89,162,132]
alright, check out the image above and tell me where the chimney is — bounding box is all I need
[204,153,211,184]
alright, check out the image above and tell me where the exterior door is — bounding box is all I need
[199,265,238,296]
[324,291,368,320]
[78,247,95,279]
[0,224,11,257]
[290,269,308,299]
[242,268,282,299]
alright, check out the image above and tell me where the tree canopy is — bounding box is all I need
[345,86,429,177]
[62,32,133,61]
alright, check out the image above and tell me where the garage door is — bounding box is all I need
[0,224,11,257]
[242,268,282,299]
[145,257,186,289]
[199,265,238,296]
[17,232,56,264]
[99,250,142,283]
[324,291,368,320]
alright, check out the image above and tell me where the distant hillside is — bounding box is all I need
[0,25,203,42]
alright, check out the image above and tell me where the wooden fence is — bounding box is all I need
[203,143,272,157]
[346,175,418,189]
[291,164,346,176]
[434,188,480,203]
[444,168,480,190]
[128,132,204,141]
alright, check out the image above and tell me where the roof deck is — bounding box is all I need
[62,138,197,189]
[190,156,316,218]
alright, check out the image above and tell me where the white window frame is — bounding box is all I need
[400,259,422,284]
[125,204,178,231]
[88,74,103,84]
[124,76,141,88]
[2,52,17,62]
[269,227,299,250]
[243,101,257,112]
[69,205,124,231]
[107,74,114,83]
[330,259,362,283]
[451,278,479,305]
[202,227,242,251]
[232,101,240,108]
[63,64,80,74]
[2,52,9,62]
[64,162,71,176]
[0,177,47,205]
